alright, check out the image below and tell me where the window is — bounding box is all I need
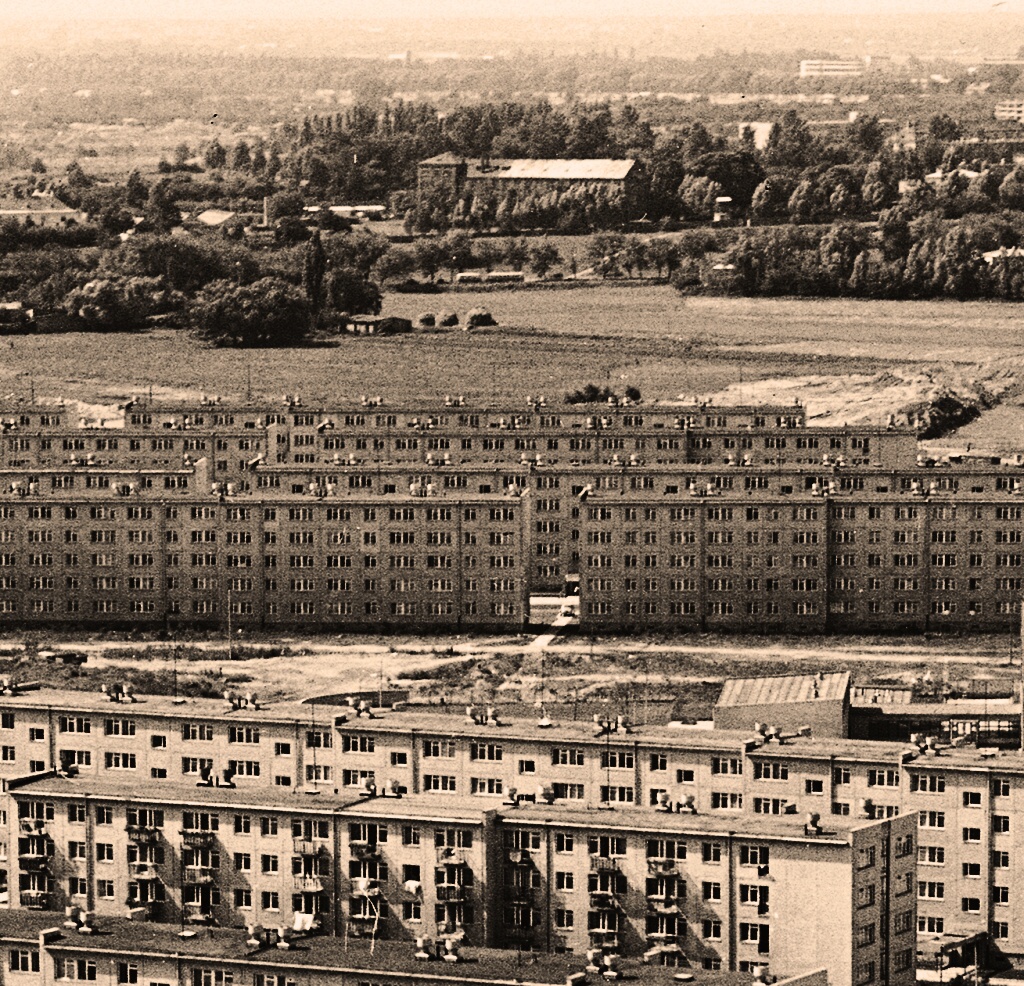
[8,949,40,973]
[962,827,980,843]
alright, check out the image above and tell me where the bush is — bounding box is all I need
[438,311,459,327]
[466,308,497,327]
[417,312,436,327]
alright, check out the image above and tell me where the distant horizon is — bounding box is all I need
[5,0,1024,20]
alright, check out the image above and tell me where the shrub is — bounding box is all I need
[466,308,497,327]
[438,311,459,327]
[417,312,436,327]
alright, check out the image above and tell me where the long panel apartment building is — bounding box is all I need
[0,486,529,630]
[0,687,1013,961]
[4,768,915,986]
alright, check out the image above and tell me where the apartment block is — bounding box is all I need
[0,488,529,630]
[0,689,1018,961]
[576,486,1024,633]
[4,771,915,986]
[0,911,594,986]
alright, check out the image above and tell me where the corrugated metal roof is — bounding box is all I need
[716,671,850,708]
[499,158,636,180]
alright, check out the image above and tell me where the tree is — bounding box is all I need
[324,267,382,316]
[329,229,391,279]
[750,177,796,221]
[173,143,191,169]
[143,180,181,233]
[647,239,680,279]
[65,160,92,191]
[677,175,722,222]
[928,113,962,143]
[688,150,764,209]
[586,232,625,278]
[303,230,327,328]
[787,179,828,224]
[528,240,561,278]
[231,141,252,172]
[63,275,167,330]
[763,111,817,170]
[819,221,870,287]
[860,161,897,211]
[204,139,227,170]
[413,240,446,281]
[502,237,530,272]
[188,278,310,347]
[998,169,1024,210]
[29,157,46,174]
[439,230,474,279]
[474,239,504,273]
[124,170,149,210]
[849,115,885,158]
[620,236,648,278]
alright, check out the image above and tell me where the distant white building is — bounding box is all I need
[799,59,864,78]
[995,100,1024,122]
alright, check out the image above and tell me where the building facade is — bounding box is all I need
[4,770,914,986]
[0,688,1015,962]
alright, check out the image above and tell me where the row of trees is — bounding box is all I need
[677,212,1024,301]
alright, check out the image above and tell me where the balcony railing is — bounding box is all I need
[20,891,50,909]
[180,830,217,846]
[183,866,216,885]
[294,876,324,891]
[126,825,161,844]
[647,858,680,875]
[436,885,467,902]
[294,840,320,856]
[590,857,620,872]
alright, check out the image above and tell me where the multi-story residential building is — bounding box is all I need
[0,911,596,986]
[4,770,915,986]
[0,487,529,630]
[576,483,1024,633]
[0,687,1009,962]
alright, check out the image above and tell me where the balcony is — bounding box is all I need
[587,929,619,950]
[435,847,467,865]
[590,891,621,910]
[351,842,380,860]
[130,862,162,881]
[647,858,680,875]
[183,903,215,925]
[294,840,320,856]
[183,866,216,885]
[590,857,620,872]
[506,849,532,865]
[506,885,533,902]
[436,885,467,902]
[20,891,50,909]
[646,932,681,946]
[350,878,379,897]
[126,900,162,922]
[18,855,51,872]
[126,825,161,844]
[648,899,682,914]
[180,830,217,847]
[18,819,47,835]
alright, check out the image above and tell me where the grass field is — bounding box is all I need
[5,288,1020,408]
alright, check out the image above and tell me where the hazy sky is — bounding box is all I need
[6,0,1022,17]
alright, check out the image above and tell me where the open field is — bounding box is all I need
[5,289,1024,410]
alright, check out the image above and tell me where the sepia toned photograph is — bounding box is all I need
[0,1,1022,984]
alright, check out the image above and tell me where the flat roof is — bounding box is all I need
[8,773,884,842]
[0,913,581,984]
[334,710,755,752]
[717,672,850,709]
[0,688,329,726]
